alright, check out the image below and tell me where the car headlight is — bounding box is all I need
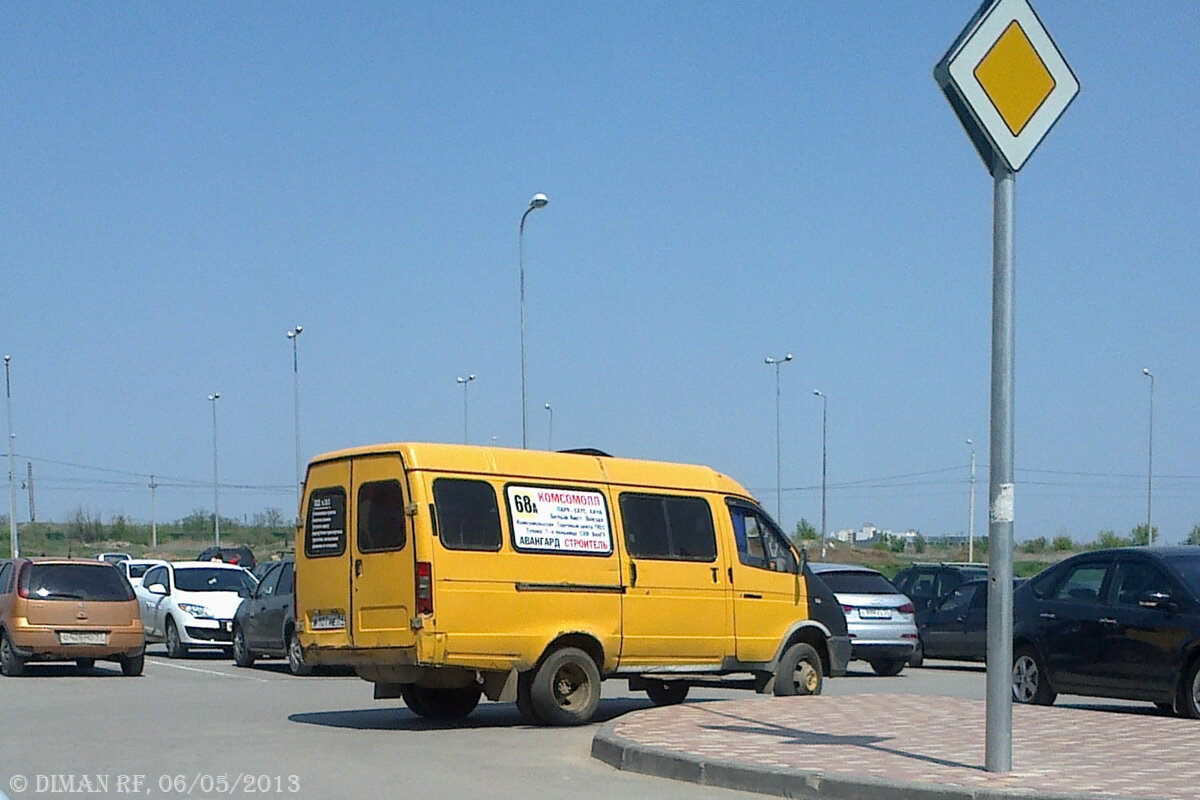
[178,603,213,619]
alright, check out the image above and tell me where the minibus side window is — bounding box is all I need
[620,494,716,562]
[728,502,797,573]
[357,480,406,553]
[433,478,502,551]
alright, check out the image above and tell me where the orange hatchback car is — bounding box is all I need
[0,558,145,676]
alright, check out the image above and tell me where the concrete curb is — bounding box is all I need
[591,720,1114,800]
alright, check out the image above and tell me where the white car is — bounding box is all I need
[134,561,257,657]
[808,562,919,676]
[117,558,168,588]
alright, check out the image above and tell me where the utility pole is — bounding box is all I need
[5,355,17,558]
[25,462,34,523]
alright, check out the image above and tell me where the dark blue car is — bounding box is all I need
[910,577,1023,666]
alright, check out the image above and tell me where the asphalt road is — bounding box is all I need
[0,649,1118,800]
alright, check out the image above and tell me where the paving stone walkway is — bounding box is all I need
[592,693,1200,799]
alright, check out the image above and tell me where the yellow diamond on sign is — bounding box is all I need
[973,21,1055,136]
[934,0,1078,173]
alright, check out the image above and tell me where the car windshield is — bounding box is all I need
[174,567,255,593]
[1166,555,1200,598]
[22,564,132,601]
[127,563,154,579]
[818,571,899,594]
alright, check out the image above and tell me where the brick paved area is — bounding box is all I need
[593,693,1200,799]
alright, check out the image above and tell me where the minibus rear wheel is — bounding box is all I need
[644,680,689,706]
[530,647,601,726]
[401,684,481,720]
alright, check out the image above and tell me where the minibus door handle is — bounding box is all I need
[710,567,718,583]
[354,559,363,578]
[629,561,637,587]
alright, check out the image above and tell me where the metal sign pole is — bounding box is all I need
[986,164,1016,773]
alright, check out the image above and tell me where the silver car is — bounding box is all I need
[809,562,918,676]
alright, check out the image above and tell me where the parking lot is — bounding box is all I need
[0,646,1161,800]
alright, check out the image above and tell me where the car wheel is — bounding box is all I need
[774,642,823,696]
[530,647,602,726]
[286,631,312,676]
[1177,659,1200,720]
[164,618,188,659]
[1012,645,1056,705]
[644,680,689,706]
[908,639,924,668]
[870,657,907,677]
[76,658,96,671]
[401,684,482,720]
[120,653,144,677]
[232,627,255,668]
[0,631,26,677]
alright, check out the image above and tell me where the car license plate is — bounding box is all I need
[311,612,346,631]
[859,608,892,619]
[58,631,106,645]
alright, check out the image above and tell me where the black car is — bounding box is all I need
[198,546,257,570]
[893,562,988,615]
[910,578,1023,666]
[1013,546,1200,717]
[230,559,310,675]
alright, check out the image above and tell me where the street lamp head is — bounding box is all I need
[784,353,793,362]
[544,403,551,411]
[812,389,824,398]
[764,357,774,365]
[3,355,8,364]
[295,325,302,334]
[286,330,295,340]
[208,393,220,401]
[1143,368,1152,377]
[529,193,549,209]
[966,438,973,446]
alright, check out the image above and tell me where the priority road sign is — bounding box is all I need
[935,0,1078,174]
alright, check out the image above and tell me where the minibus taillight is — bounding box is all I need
[415,561,433,615]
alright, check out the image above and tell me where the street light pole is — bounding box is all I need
[148,475,159,549]
[287,326,303,503]
[5,355,17,558]
[208,393,221,546]
[966,438,976,562]
[813,390,828,560]
[457,374,476,444]
[1143,368,1154,546]
[544,403,553,451]
[519,193,549,449]
[763,354,793,526]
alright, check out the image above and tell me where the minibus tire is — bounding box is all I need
[516,671,542,724]
[773,642,823,696]
[401,684,481,720]
[530,647,602,726]
[644,680,689,706]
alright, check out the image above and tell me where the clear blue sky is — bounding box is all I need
[2,2,1197,543]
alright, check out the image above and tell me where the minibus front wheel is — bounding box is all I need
[530,647,602,726]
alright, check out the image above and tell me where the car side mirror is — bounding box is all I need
[797,547,808,574]
[147,583,167,596]
[1139,590,1175,611]
[238,586,253,599]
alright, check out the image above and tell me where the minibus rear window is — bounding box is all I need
[434,479,502,551]
[357,480,407,553]
[619,494,717,562]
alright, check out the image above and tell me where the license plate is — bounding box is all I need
[58,631,106,645]
[858,608,893,619]
[311,613,346,631]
